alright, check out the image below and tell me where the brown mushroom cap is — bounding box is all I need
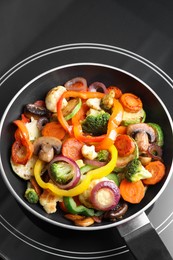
[24,104,50,119]
[33,136,62,162]
[126,123,156,143]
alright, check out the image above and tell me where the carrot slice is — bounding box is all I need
[120,179,145,204]
[120,93,142,113]
[62,137,84,161]
[42,121,66,140]
[107,86,122,99]
[114,134,135,157]
[143,160,166,185]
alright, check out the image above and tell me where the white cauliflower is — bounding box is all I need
[39,187,63,214]
[81,144,98,160]
[86,98,101,110]
[25,117,41,141]
[45,86,68,112]
[79,177,110,208]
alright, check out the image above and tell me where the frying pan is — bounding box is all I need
[0,63,173,260]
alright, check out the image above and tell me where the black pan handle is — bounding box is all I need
[116,212,172,260]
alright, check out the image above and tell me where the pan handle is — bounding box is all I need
[116,211,172,260]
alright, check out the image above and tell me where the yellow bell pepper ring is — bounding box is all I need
[34,144,118,197]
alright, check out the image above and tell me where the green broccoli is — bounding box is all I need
[49,162,73,185]
[97,150,109,162]
[81,111,110,136]
[125,158,152,182]
[25,188,39,204]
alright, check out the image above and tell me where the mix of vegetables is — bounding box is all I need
[10,77,166,227]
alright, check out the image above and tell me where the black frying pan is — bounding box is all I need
[0,63,173,260]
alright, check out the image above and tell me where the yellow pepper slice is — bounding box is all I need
[34,144,118,197]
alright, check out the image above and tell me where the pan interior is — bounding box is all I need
[0,63,173,230]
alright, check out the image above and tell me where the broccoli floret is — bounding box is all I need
[49,162,73,185]
[82,111,110,136]
[97,150,109,162]
[25,188,39,204]
[100,90,115,111]
[125,159,152,182]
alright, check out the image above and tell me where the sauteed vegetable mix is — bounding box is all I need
[10,77,166,227]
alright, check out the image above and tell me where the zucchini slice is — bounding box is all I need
[121,109,146,126]
[148,123,164,146]
[62,98,82,120]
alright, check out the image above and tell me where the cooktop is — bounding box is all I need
[1,1,173,259]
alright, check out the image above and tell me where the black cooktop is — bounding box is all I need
[1,1,173,260]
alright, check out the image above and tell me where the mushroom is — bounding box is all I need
[24,104,50,119]
[103,201,128,221]
[33,136,62,162]
[135,131,149,152]
[127,123,156,153]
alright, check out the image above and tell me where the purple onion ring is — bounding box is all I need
[48,155,81,190]
[90,181,120,211]
[64,77,87,92]
[147,144,163,161]
[88,82,108,93]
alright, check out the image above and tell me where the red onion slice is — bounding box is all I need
[88,82,108,93]
[90,181,120,211]
[48,155,81,190]
[147,144,163,161]
[84,159,107,167]
[64,77,87,92]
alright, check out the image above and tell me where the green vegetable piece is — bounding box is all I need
[63,196,95,216]
[107,173,119,186]
[113,166,125,173]
[97,150,109,162]
[125,158,152,182]
[80,164,97,175]
[82,111,110,136]
[50,162,73,185]
[148,123,164,146]
[25,188,39,204]
[64,98,82,121]
[121,109,146,126]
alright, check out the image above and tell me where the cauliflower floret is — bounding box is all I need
[45,86,68,112]
[39,187,63,214]
[86,98,101,110]
[82,144,98,160]
[86,108,103,117]
[25,117,41,141]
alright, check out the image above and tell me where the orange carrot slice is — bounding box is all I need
[114,134,135,157]
[143,160,166,185]
[120,93,142,113]
[42,121,66,140]
[120,179,145,204]
[62,137,84,161]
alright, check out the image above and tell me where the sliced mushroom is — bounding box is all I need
[38,143,54,162]
[135,131,150,152]
[33,136,62,162]
[24,104,50,119]
[127,123,156,143]
[103,201,128,221]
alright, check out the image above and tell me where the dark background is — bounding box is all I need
[1,0,173,77]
